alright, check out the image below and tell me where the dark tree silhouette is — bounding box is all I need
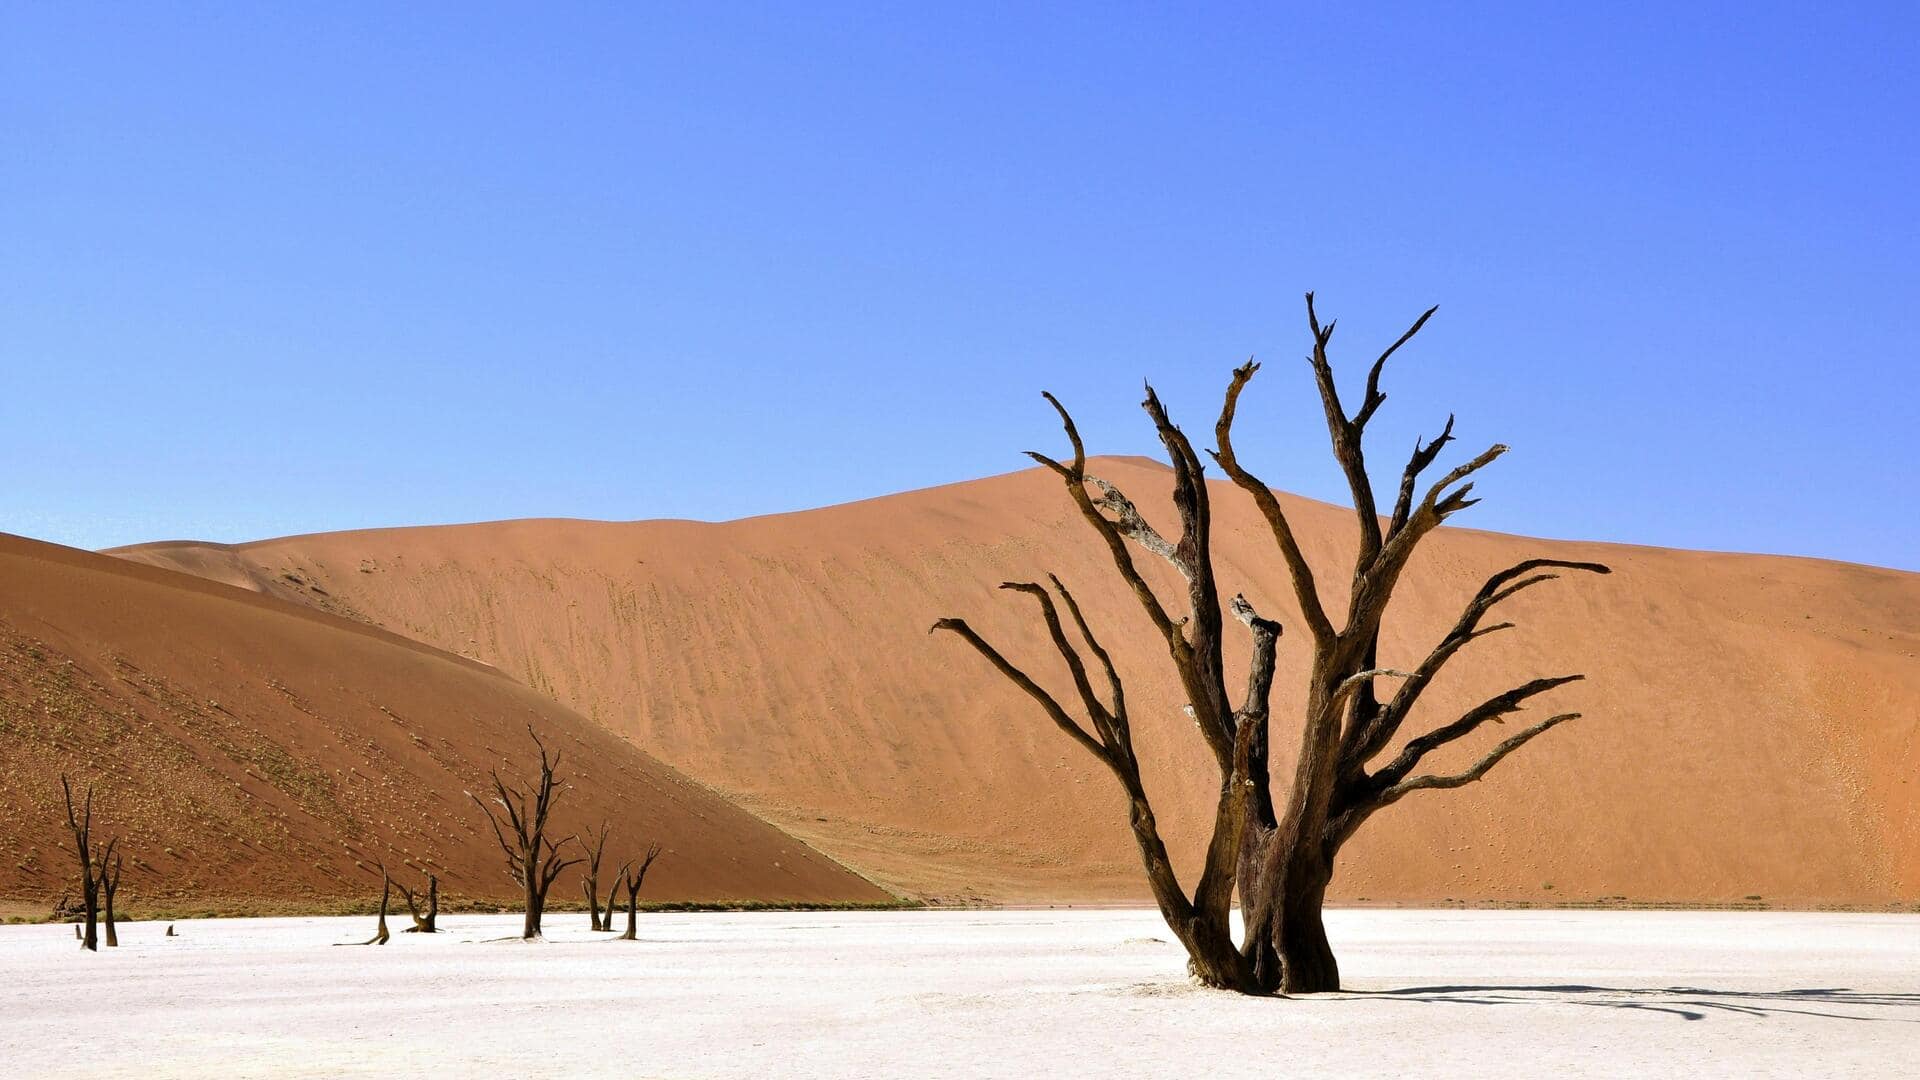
[470,728,581,940]
[396,871,439,933]
[59,776,102,952]
[579,821,613,931]
[344,870,392,946]
[99,844,123,948]
[934,295,1608,994]
[602,866,621,927]
[613,844,663,941]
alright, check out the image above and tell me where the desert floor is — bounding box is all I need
[5,908,1917,1078]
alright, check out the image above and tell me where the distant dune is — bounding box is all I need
[0,534,890,913]
[111,457,1920,907]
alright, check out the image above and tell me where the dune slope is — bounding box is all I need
[0,534,889,913]
[113,458,1920,906]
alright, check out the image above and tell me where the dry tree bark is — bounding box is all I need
[351,870,392,945]
[934,294,1608,994]
[602,865,622,926]
[469,727,581,940]
[579,822,612,931]
[100,845,122,948]
[613,844,663,941]
[396,872,439,933]
[59,776,101,952]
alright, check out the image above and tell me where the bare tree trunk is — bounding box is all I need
[101,852,123,948]
[580,822,611,931]
[348,873,392,946]
[1273,850,1337,994]
[615,844,662,942]
[398,872,439,932]
[59,776,100,953]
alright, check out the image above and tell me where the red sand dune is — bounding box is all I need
[111,457,1920,907]
[0,534,889,913]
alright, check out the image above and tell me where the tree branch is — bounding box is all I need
[999,580,1121,747]
[1230,594,1282,733]
[1374,713,1580,806]
[1210,360,1335,644]
[1141,381,1233,754]
[1048,574,1129,750]
[1388,414,1455,536]
[1344,558,1611,768]
[1087,476,1181,572]
[1303,292,1383,564]
[1353,305,1438,430]
[1372,675,1586,787]
[1028,393,1181,642]
[930,616,1110,763]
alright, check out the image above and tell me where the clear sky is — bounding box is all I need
[3,4,1915,569]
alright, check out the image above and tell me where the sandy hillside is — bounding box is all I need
[113,458,1920,906]
[0,534,890,913]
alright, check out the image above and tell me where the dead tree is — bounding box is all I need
[59,776,101,952]
[579,822,612,931]
[602,865,622,925]
[100,844,123,947]
[470,728,581,939]
[613,844,663,941]
[396,871,439,933]
[934,294,1608,994]
[354,870,392,945]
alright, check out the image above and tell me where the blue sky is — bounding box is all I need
[3,4,1915,569]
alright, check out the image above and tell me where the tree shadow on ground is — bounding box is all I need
[1352,984,1920,1022]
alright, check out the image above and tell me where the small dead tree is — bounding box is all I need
[396,871,439,933]
[59,776,101,952]
[613,844,663,941]
[579,821,612,931]
[350,870,392,945]
[100,844,123,948]
[935,294,1608,994]
[470,728,581,940]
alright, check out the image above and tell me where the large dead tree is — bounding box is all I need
[934,295,1608,994]
[613,844,663,941]
[59,776,102,952]
[579,821,612,931]
[470,728,581,940]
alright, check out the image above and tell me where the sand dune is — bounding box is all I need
[112,458,1920,906]
[0,534,889,912]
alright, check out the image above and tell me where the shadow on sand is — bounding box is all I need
[1353,984,1920,1022]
